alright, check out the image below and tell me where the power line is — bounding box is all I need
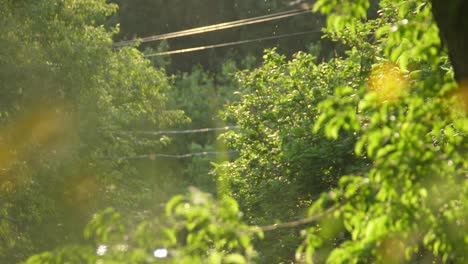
[113,8,313,47]
[115,151,238,160]
[251,204,335,233]
[107,126,240,136]
[144,30,321,57]
[249,178,370,233]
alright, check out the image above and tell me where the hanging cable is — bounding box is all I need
[113,8,313,47]
[144,30,320,57]
[106,126,240,136]
[114,151,238,160]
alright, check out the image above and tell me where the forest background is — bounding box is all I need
[0,0,466,263]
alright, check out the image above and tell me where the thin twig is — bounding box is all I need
[249,179,370,233]
[250,206,336,233]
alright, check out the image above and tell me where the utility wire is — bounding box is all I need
[108,126,240,136]
[144,30,321,57]
[113,8,312,47]
[115,151,238,160]
[248,178,370,233]
[251,205,336,232]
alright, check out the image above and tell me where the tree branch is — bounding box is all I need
[250,206,337,233]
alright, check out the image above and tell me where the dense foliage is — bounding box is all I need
[0,0,186,262]
[0,0,466,263]
[221,0,467,262]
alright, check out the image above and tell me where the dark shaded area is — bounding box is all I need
[109,0,325,72]
[431,0,468,83]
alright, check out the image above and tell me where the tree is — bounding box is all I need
[0,0,185,262]
[430,0,468,83]
[213,48,366,262]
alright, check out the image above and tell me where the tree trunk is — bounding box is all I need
[430,0,468,83]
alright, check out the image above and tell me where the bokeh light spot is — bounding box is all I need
[153,248,168,258]
[368,62,408,103]
[96,244,108,256]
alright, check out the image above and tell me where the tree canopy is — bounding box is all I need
[0,0,185,262]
